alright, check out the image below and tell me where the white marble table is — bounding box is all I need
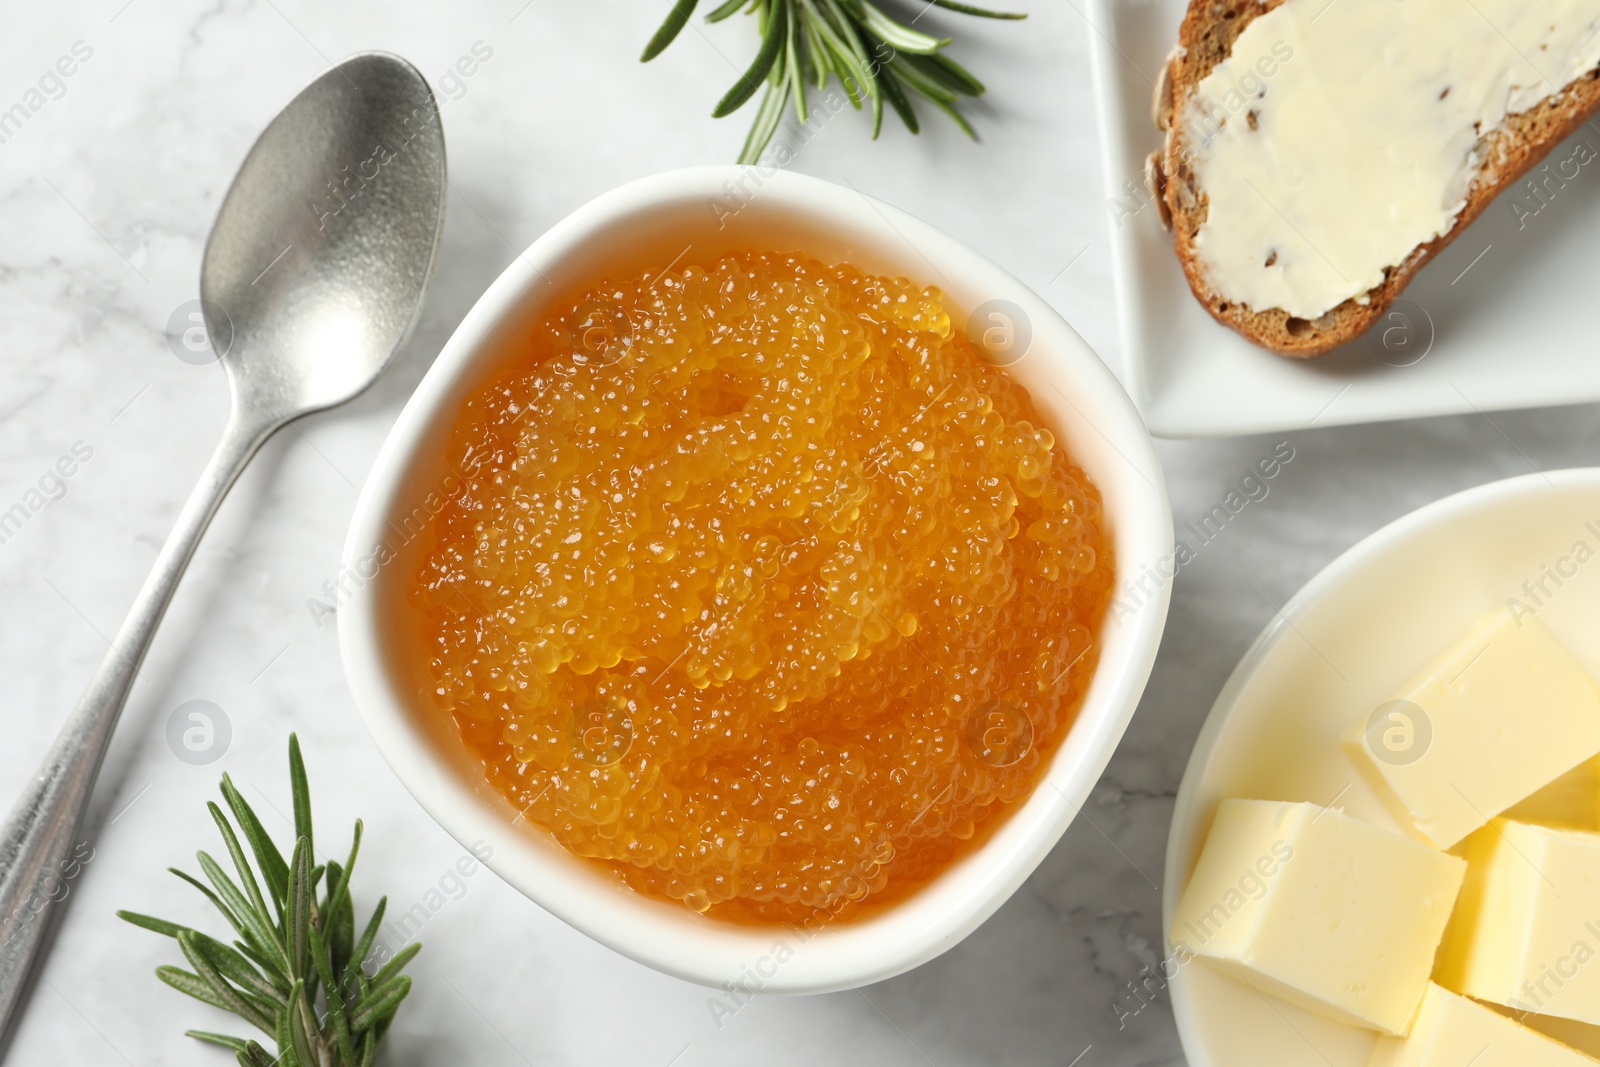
[4,2,1598,1064]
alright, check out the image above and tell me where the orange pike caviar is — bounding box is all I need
[409,251,1114,924]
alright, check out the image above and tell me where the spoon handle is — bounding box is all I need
[0,406,280,1039]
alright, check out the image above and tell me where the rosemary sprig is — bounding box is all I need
[119,735,415,1067]
[642,0,1026,163]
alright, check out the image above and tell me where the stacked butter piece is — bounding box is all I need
[1172,612,1600,1063]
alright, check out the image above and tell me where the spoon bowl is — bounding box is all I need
[203,52,446,413]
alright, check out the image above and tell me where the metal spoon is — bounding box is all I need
[0,52,446,1038]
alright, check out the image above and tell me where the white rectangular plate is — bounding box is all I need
[1087,0,1600,439]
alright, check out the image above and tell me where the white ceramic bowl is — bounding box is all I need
[1165,469,1600,1065]
[339,166,1172,993]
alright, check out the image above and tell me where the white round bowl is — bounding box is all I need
[1166,469,1600,1065]
[339,166,1172,993]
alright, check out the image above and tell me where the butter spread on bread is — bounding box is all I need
[1161,0,1600,354]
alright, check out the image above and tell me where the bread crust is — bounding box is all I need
[1158,0,1600,358]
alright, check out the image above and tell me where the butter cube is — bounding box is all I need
[1436,819,1600,1025]
[1170,799,1465,1035]
[1509,756,1600,831]
[1516,1012,1600,1061]
[1368,984,1595,1066]
[1344,612,1600,850]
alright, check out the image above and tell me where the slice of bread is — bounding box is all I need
[1153,0,1600,358]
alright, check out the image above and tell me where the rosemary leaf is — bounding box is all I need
[706,0,752,20]
[736,78,790,163]
[178,930,276,1035]
[714,0,790,116]
[785,0,808,121]
[240,1042,277,1067]
[326,859,344,916]
[207,801,272,927]
[925,93,977,138]
[855,1,947,54]
[886,52,961,103]
[167,867,248,940]
[157,965,235,1013]
[287,980,317,1067]
[288,735,314,862]
[287,837,312,982]
[329,879,356,982]
[800,10,828,89]
[805,0,870,108]
[924,0,1025,16]
[641,0,700,61]
[220,774,290,918]
[877,60,921,133]
[118,911,286,1006]
[370,942,422,990]
[324,820,364,948]
[187,1030,249,1052]
[350,975,412,1034]
[310,925,359,1064]
[194,931,288,1008]
[906,51,985,95]
[233,940,290,993]
[274,1001,297,1067]
[820,0,873,68]
[116,910,186,939]
[346,896,388,986]
[195,854,286,972]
